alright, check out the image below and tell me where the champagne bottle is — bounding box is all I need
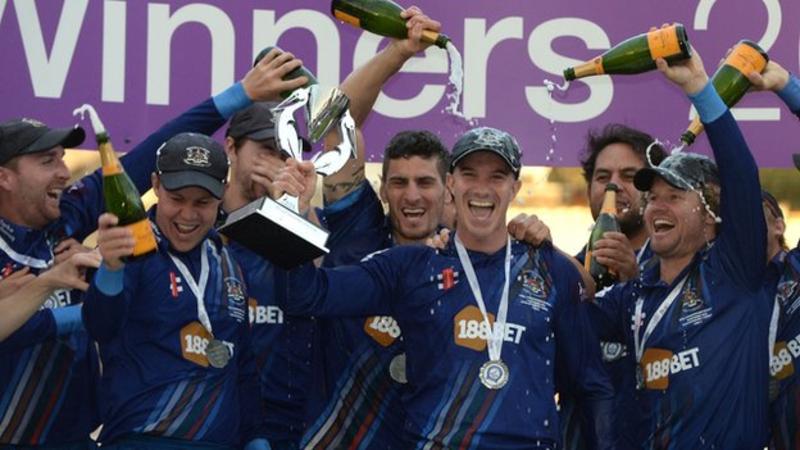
[680,39,768,145]
[585,183,621,289]
[331,0,450,49]
[75,105,157,257]
[564,24,691,81]
[254,46,319,99]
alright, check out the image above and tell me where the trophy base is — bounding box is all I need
[218,196,329,269]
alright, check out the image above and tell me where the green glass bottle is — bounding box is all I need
[564,24,691,81]
[254,46,319,99]
[97,131,157,257]
[584,183,621,289]
[331,0,450,49]
[680,39,768,145]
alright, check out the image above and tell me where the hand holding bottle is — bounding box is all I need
[392,6,442,58]
[655,43,709,96]
[590,232,639,282]
[746,60,789,92]
[242,48,308,102]
[97,213,135,271]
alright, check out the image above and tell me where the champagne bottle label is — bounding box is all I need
[647,26,681,59]
[334,9,361,27]
[724,43,767,76]
[128,218,157,256]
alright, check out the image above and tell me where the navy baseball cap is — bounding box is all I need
[156,132,228,199]
[634,152,719,192]
[450,127,522,178]
[0,118,85,165]
[226,102,310,152]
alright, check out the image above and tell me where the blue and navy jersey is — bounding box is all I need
[82,225,260,447]
[285,239,614,449]
[225,240,314,443]
[303,181,406,449]
[566,242,652,450]
[769,248,800,450]
[590,110,771,449]
[0,95,229,446]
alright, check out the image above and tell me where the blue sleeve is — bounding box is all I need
[777,73,800,119]
[587,285,628,342]
[0,309,56,353]
[82,263,139,342]
[284,247,412,317]
[61,85,250,241]
[689,82,727,123]
[698,104,766,290]
[51,304,84,335]
[552,252,616,450]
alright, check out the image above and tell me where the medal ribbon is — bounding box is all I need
[168,240,214,335]
[633,274,688,366]
[454,234,511,363]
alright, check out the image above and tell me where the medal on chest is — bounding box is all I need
[455,234,512,390]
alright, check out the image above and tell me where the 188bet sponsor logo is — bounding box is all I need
[771,339,798,380]
[640,347,701,390]
[179,322,234,367]
[453,306,526,351]
[364,316,401,347]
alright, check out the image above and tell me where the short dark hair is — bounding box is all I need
[580,124,667,184]
[382,130,449,182]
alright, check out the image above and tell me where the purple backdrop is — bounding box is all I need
[0,0,797,167]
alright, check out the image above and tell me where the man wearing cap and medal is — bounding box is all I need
[589,47,774,448]
[83,133,267,450]
[277,126,614,448]
[0,50,304,450]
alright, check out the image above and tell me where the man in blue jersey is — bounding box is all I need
[562,125,666,450]
[277,124,615,449]
[84,133,266,450]
[0,50,305,449]
[747,59,800,119]
[589,47,773,448]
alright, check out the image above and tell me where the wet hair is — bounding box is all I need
[580,124,667,184]
[382,130,449,182]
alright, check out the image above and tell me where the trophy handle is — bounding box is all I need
[272,88,310,161]
[310,110,357,177]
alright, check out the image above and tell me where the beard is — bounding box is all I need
[618,208,645,237]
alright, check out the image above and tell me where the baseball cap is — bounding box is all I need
[0,118,85,165]
[634,152,719,192]
[156,132,228,199]
[450,127,522,177]
[793,153,800,171]
[226,102,311,152]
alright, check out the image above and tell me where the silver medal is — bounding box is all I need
[389,353,408,384]
[479,360,509,390]
[206,339,231,369]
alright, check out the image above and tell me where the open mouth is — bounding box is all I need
[174,222,200,236]
[652,218,675,234]
[468,200,494,219]
[46,188,63,202]
[401,207,426,219]
[616,200,632,215]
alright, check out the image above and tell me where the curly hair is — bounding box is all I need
[580,124,667,184]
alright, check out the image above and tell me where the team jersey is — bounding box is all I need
[303,181,406,449]
[565,242,652,450]
[225,238,314,444]
[82,221,261,447]
[589,110,771,449]
[284,238,615,449]
[0,89,240,446]
[769,248,800,450]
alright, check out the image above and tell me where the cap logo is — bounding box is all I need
[21,118,45,128]
[183,146,211,167]
[472,129,505,150]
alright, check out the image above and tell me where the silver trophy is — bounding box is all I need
[219,83,357,269]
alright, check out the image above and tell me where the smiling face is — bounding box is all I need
[644,178,716,260]
[448,151,521,250]
[153,175,221,252]
[380,155,445,245]
[589,143,647,235]
[0,147,70,229]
